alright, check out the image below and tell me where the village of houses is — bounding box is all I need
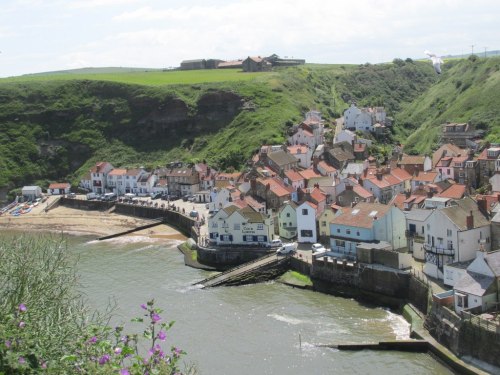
[27,102,499,321]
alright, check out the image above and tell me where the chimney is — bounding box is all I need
[376,170,382,180]
[426,189,433,198]
[477,197,487,215]
[405,190,411,199]
[313,156,319,169]
[250,178,257,192]
[466,210,474,230]
[346,185,353,191]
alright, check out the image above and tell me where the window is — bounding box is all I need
[346,229,351,235]
[212,223,218,228]
[335,239,345,247]
[337,228,340,233]
[300,230,313,238]
[447,229,452,237]
[257,224,264,230]
[322,221,327,227]
[302,208,308,215]
[286,213,290,217]
[257,235,265,242]
[234,224,240,230]
[356,231,360,236]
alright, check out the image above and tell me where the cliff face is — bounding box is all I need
[0,80,245,189]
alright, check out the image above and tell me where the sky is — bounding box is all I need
[1,0,499,77]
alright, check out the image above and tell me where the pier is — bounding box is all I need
[194,253,291,288]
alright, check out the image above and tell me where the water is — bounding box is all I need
[75,235,454,374]
[5,231,454,374]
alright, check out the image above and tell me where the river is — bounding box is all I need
[61,234,453,375]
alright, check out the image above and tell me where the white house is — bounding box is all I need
[422,197,491,280]
[277,201,298,240]
[490,172,500,192]
[89,162,114,194]
[208,187,232,213]
[453,250,500,314]
[47,182,71,195]
[207,205,274,246]
[137,173,157,196]
[107,168,148,196]
[288,111,324,149]
[343,104,362,130]
[329,203,406,260]
[405,209,433,261]
[296,201,318,243]
[287,144,313,169]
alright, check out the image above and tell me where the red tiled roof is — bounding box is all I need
[391,167,412,181]
[287,145,310,155]
[49,182,70,189]
[354,143,366,152]
[437,184,466,199]
[353,185,373,199]
[318,161,336,173]
[285,169,304,182]
[108,168,127,176]
[298,168,321,180]
[412,171,438,182]
[331,202,392,229]
[310,187,326,203]
[258,177,293,198]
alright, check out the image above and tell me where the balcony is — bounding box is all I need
[423,243,455,256]
[405,230,425,243]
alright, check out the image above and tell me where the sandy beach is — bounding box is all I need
[0,202,186,240]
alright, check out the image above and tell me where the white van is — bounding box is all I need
[277,243,296,255]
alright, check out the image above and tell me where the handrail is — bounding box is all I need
[194,253,278,285]
[202,256,289,287]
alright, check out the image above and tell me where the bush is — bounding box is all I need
[0,235,193,374]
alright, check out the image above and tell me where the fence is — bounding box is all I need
[461,310,500,334]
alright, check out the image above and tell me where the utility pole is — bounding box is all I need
[484,46,488,58]
[471,44,475,56]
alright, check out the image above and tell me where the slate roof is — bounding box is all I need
[485,250,500,277]
[405,208,433,222]
[454,272,495,296]
[268,150,298,167]
[440,197,490,230]
[400,155,425,165]
[239,206,266,223]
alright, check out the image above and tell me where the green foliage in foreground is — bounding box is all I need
[279,270,312,287]
[0,235,193,374]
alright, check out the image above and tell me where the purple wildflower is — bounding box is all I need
[120,369,130,375]
[41,361,47,369]
[18,321,25,328]
[154,344,162,353]
[157,330,167,341]
[5,340,11,348]
[18,304,27,312]
[114,347,122,355]
[173,347,182,358]
[140,304,147,310]
[151,313,161,324]
[87,336,98,344]
[18,356,26,364]
[98,354,110,365]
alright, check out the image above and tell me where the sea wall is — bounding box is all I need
[426,303,500,368]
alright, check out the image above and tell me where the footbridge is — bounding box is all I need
[193,253,291,288]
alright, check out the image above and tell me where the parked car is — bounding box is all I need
[189,210,199,218]
[150,192,162,200]
[270,239,283,248]
[311,243,326,253]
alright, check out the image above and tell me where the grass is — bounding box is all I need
[0,69,269,86]
[279,270,313,287]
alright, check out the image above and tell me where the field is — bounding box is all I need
[0,68,269,86]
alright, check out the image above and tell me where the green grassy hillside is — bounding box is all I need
[394,56,500,154]
[0,65,355,192]
[3,57,495,197]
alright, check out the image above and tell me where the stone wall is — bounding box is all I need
[408,274,431,314]
[290,257,312,276]
[426,303,500,368]
[60,197,114,211]
[358,266,410,299]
